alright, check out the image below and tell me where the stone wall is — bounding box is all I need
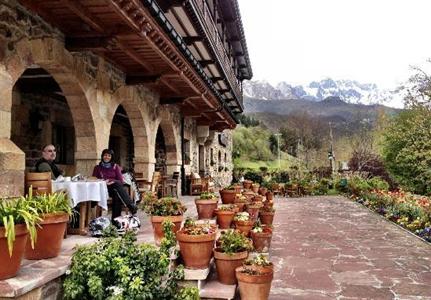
[0,0,234,197]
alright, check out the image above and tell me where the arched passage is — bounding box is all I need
[155,110,181,177]
[0,38,99,196]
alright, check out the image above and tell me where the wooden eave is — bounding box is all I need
[17,0,236,131]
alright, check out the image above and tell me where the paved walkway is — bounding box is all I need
[269,196,431,299]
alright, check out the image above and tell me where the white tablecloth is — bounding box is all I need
[52,181,109,210]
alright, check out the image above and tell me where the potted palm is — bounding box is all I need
[250,223,273,253]
[141,193,187,245]
[0,197,40,280]
[195,192,219,219]
[214,229,253,284]
[176,218,217,269]
[233,212,254,236]
[214,204,237,229]
[24,191,72,259]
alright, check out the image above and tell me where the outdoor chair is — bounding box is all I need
[201,175,215,193]
[164,171,179,197]
[135,171,161,196]
[285,183,299,197]
[190,172,203,195]
[25,172,52,195]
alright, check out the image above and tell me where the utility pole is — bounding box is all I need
[274,133,281,170]
[328,122,335,173]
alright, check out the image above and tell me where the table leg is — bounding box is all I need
[79,202,88,235]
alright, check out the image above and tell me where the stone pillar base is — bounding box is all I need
[0,138,25,197]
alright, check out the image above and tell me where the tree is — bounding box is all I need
[382,107,431,194]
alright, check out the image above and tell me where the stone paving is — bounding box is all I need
[2,195,431,299]
[269,195,431,299]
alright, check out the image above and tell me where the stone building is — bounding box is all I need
[0,0,252,197]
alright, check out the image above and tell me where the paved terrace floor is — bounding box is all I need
[270,196,431,299]
[2,195,431,299]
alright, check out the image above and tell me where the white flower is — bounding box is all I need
[107,286,124,296]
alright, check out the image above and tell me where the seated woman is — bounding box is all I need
[92,149,138,220]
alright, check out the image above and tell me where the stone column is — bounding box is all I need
[0,138,25,197]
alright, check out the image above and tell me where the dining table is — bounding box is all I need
[52,179,109,235]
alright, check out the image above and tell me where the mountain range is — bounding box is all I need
[243,78,403,107]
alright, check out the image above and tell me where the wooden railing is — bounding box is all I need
[189,0,243,107]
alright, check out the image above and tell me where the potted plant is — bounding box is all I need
[233,212,254,236]
[250,223,273,253]
[141,193,187,245]
[214,204,237,229]
[242,190,256,202]
[251,183,260,193]
[259,206,275,225]
[0,197,40,280]
[195,192,219,219]
[258,186,268,196]
[214,229,253,284]
[243,254,274,274]
[246,202,263,222]
[219,186,238,204]
[235,265,274,300]
[176,218,217,269]
[243,180,253,190]
[24,191,72,259]
[234,194,248,212]
[232,184,242,193]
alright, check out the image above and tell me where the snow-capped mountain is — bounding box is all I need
[243,78,400,106]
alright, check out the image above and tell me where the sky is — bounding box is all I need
[237,0,431,91]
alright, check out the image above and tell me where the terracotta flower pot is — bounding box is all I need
[24,213,69,260]
[151,215,183,245]
[258,187,268,196]
[266,191,274,201]
[176,230,217,269]
[0,224,28,280]
[214,249,248,284]
[246,206,261,222]
[253,195,264,203]
[236,266,274,300]
[220,190,237,204]
[234,220,255,237]
[251,230,273,252]
[243,180,253,189]
[243,191,255,203]
[259,211,275,225]
[233,201,247,212]
[214,210,235,229]
[195,198,219,219]
[233,185,242,193]
[251,184,260,193]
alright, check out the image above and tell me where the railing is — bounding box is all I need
[189,0,243,107]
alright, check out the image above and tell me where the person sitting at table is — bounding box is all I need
[92,149,138,220]
[35,144,64,179]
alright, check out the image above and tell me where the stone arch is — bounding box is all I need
[111,86,152,179]
[155,109,181,175]
[0,38,99,195]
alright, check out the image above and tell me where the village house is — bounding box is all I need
[0,0,252,197]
